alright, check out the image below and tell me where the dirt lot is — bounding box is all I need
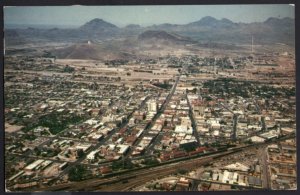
[5,123,24,133]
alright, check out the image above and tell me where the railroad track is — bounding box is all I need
[31,150,236,192]
[24,134,294,192]
[82,157,214,191]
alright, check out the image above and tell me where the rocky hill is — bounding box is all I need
[138,30,192,44]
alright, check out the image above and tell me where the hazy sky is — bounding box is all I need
[4,5,295,27]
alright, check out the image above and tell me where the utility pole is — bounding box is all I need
[122,154,125,169]
[251,36,254,53]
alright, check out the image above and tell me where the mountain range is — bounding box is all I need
[5,16,295,47]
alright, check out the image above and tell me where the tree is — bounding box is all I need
[68,165,87,181]
[112,159,133,170]
[34,147,41,156]
[245,139,253,145]
[63,65,75,73]
[177,169,188,175]
[181,143,197,152]
[143,158,159,166]
[77,149,84,159]
[24,134,37,141]
[112,160,123,170]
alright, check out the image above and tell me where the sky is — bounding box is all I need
[4,5,295,28]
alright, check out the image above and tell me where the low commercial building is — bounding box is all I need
[24,159,44,171]
[223,163,250,172]
[249,136,265,143]
[116,144,130,155]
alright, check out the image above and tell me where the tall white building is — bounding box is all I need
[147,100,157,113]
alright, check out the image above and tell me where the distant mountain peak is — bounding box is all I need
[220,18,234,24]
[264,17,281,23]
[198,16,218,24]
[80,18,118,31]
[264,17,294,25]
[201,16,217,21]
[138,30,190,43]
[187,16,236,28]
[89,18,105,22]
[138,30,173,40]
[124,24,141,28]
